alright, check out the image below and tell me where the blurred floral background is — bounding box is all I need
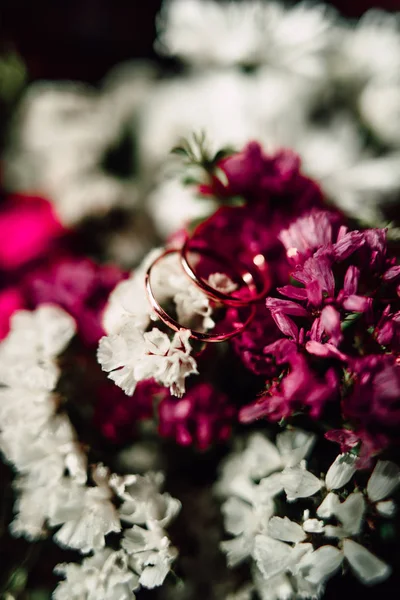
[0,1,400,599]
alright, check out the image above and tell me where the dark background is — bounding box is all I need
[1,0,400,83]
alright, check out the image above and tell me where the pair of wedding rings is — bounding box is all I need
[145,233,270,343]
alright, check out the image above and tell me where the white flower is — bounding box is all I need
[157,0,336,79]
[333,10,400,86]
[253,535,312,582]
[50,466,121,554]
[0,387,55,436]
[10,477,64,540]
[293,544,343,597]
[111,472,181,528]
[122,525,178,588]
[220,498,273,567]
[147,177,215,238]
[267,516,306,544]
[0,305,76,391]
[359,81,400,146]
[157,0,268,67]
[216,429,316,500]
[218,430,318,572]
[367,460,400,503]
[280,465,322,502]
[341,539,391,585]
[325,452,357,491]
[3,72,151,225]
[99,325,198,397]
[54,549,139,600]
[0,414,86,486]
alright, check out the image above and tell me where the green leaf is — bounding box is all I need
[171,146,189,157]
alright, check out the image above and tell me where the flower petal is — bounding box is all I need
[367,460,400,503]
[281,467,322,501]
[297,545,343,585]
[334,492,365,536]
[267,517,306,544]
[325,453,357,490]
[343,539,391,585]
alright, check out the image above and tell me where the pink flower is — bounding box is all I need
[195,144,326,287]
[94,379,161,443]
[325,428,389,470]
[158,383,236,450]
[24,257,126,345]
[229,304,281,375]
[344,356,400,432]
[0,194,65,271]
[279,210,341,267]
[239,342,338,423]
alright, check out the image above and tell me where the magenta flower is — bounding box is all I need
[158,382,236,450]
[344,356,400,432]
[278,209,342,267]
[200,142,321,206]
[195,144,326,287]
[229,304,281,376]
[94,379,162,443]
[0,194,65,271]
[239,340,338,423]
[24,257,126,345]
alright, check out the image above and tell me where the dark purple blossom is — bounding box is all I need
[195,144,327,287]
[239,341,339,423]
[158,383,236,450]
[94,379,163,443]
[344,355,400,432]
[24,257,126,345]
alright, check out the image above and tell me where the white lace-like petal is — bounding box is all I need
[267,516,306,544]
[253,535,294,581]
[54,549,139,600]
[343,539,392,585]
[367,460,400,503]
[325,453,357,490]
[252,565,293,600]
[333,492,366,537]
[275,429,316,468]
[245,433,283,478]
[296,545,343,585]
[222,497,254,537]
[317,492,340,519]
[281,466,322,501]
[257,473,284,501]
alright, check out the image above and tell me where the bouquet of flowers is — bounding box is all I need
[1,1,400,599]
[1,134,399,599]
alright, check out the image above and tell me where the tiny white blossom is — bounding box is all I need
[280,465,322,502]
[0,305,76,390]
[267,516,306,544]
[254,535,312,582]
[342,539,391,585]
[122,525,177,588]
[111,472,181,528]
[325,452,357,490]
[333,10,400,86]
[98,325,198,397]
[366,460,400,503]
[50,467,121,553]
[0,414,86,486]
[54,549,140,600]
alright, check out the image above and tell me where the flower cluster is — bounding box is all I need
[239,209,400,465]
[0,306,180,597]
[217,430,400,599]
